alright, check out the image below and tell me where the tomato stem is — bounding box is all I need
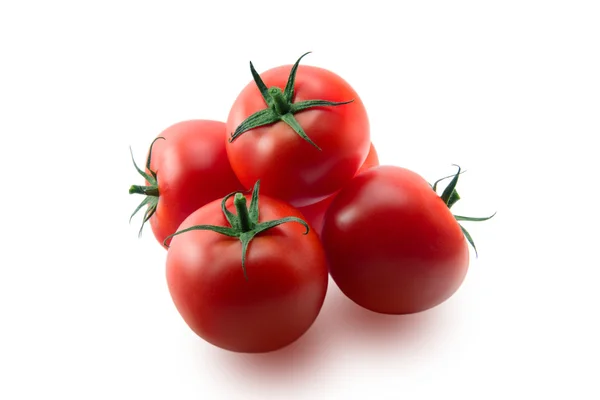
[269,87,290,114]
[129,185,158,196]
[163,181,310,279]
[234,193,253,232]
[228,52,353,149]
[129,137,164,237]
[431,165,496,257]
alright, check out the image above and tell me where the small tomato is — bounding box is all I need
[129,120,244,248]
[322,166,494,314]
[226,53,370,207]
[165,181,329,353]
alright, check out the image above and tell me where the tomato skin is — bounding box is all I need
[226,64,370,207]
[321,166,469,314]
[298,142,379,236]
[165,195,328,353]
[146,120,244,248]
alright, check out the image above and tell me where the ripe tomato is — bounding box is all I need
[298,142,379,236]
[165,182,328,353]
[226,53,370,207]
[129,120,244,248]
[321,166,492,314]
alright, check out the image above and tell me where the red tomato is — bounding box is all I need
[226,53,370,207]
[322,166,472,314]
[129,120,244,248]
[298,142,379,236]
[165,183,328,353]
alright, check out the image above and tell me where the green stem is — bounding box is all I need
[162,180,310,279]
[229,53,354,148]
[269,87,290,115]
[431,165,495,258]
[234,193,253,232]
[129,185,158,196]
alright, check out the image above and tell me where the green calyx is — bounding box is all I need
[228,52,354,150]
[432,165,496,257]
[129,137,165,237]
[163,180,309,280]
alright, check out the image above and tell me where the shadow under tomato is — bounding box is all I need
[214,304,335,381]
[211,278,445,384]
[320,280,445,355]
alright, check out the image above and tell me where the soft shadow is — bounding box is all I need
[215,320,329,381]
[321,281,443,355]
[211,279,444,384]
[213,282,345,380]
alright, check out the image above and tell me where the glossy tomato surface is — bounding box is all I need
[321,166,469,314]
[166,194,329,353]
[298,142,379,236]
[145,120,244,247]
[226,64,370,207]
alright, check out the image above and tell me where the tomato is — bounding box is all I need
[165,181,328,353]
[129,120,244,248]
[226,52,370,207]
[298,142,379,236]
[321,166,493,314]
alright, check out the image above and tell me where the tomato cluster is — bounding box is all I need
[129,53,494,353]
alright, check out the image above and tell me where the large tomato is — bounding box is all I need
[129,120,244,248]
[165,181,328,353]
[226,52,370,207]
[321,166,493,314]
[298,142,379,236]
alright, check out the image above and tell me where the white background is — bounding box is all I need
[1,1,599,399]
